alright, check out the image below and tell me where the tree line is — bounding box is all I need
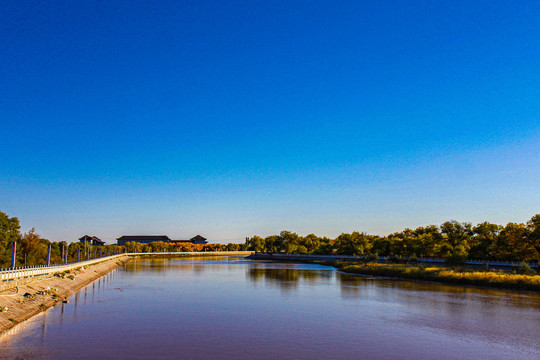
[0,210,126,268]
[121,240,248,254]
[0,210,247,268]
[245,214,540,263]
[2,210,539,268]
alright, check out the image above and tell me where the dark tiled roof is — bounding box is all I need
[116,235,171,241]
[92,236,105,244]
[191,235,207,241]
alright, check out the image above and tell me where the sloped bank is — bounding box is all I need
[0,255,129,334]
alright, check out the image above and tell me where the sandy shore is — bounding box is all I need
[0,256,129,334]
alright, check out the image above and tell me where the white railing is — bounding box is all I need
[0,254,126,282]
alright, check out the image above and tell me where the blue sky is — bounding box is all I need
[1,1,539,243]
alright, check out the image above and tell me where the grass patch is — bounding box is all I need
[338,263,540,291]
[54,271,68,279]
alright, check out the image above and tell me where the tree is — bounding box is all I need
[280,231,300,254]
[372,237,393,257]
[0,211,21,267]
[149,241,166,253]
[246,236,265,252]
[301,234,321,254]
[19,228,48,266]
[335,232,372,256]
[124,241,143,253]
[265,235,282,253]
[470,222,502,260]
[413,225,443,258]
[526,214,540,257]
[497,222,538,262]
[440,221,473,257]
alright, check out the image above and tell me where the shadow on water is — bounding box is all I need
[246,266,333,293]
[123,255,247,274]
[336,271,540,350]
[336,271,540,309]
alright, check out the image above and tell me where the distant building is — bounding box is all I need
[116,234,208,246]
[79,235,105,246]
[116,235,171,246]
[189,235,208,244]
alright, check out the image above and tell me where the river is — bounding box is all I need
[1,256,539,359]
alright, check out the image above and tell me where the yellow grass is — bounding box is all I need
[338,263,540,291]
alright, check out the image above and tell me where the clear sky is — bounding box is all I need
[1,1,539,243]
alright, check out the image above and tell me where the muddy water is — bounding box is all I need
[1,256,539,359]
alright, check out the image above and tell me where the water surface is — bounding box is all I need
[1,256,539,359]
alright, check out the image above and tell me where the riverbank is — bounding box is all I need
[0,255,129,334]
[335,262,540,291]
[247,253,540,291]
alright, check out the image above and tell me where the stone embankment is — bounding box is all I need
[0,255,128,334]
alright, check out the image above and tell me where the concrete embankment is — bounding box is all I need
[0,252,251,334]
[0,255,129,334]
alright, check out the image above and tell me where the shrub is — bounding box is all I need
[362,253,379,264]
[513,262,536,275]
[445,253,467,266]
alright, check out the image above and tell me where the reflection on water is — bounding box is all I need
[247,263,333,294]
[0,268,119,359]
[335,272,540,351]
[337,271,540,308]
[1,256,539,360]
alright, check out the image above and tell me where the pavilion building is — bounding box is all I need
[116,235,208,246]
[79,235,106,246]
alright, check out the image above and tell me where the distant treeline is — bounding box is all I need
[121,241,248,254]
[0,211,247,268]
[245,214,540,263]
[2,210,539,268]
[0,211,125,268]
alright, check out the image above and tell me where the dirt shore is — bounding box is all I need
[0,256,129,334]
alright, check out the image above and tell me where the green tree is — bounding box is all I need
[246,235,266,252]
[497,222,537,261]
[335,232,372,256]
[0,211,21,267]
[526,214,540,258]
[469,222,502,260]
[440,221,473,258]
[413,225,442,257]
[372,237,393,257]
[300,234,320,254]
[19,228,48,266]
[265,235,282,253]
[312,237,334,254]
[280,231,300,254]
